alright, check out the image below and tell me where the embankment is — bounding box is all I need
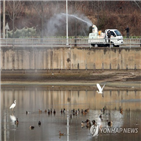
[1,46,141,81]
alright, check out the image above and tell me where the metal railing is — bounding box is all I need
[0,38,141,47]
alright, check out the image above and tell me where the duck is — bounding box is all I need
[84,108,89,113]
[81,119,91,128]
[60,109,63,114]
[77,109,80,113]
[120,108,123,114]
[103,107,106,114]
[70,114,73,119]
[99,114,103,121]
[39,109,42,114]
[82,109,89,115]
[81,109,83,114]
[99,114,102,119]
[15,118,19,125]
[63,108,66,113]
[38,121,41,126]
[26,111,28,114]
[91,120,96,125]
[29,126,35,130]
[53,109,56,115]
[59,131,64,136]
[50,109,52,114]
[86,120,91,128]
[107,121,113,127]
[48,109,50,115]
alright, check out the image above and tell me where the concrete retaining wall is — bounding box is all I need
[1,47,141,70]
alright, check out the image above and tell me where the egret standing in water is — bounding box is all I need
[10,100,16,111]
[96,83,105,94]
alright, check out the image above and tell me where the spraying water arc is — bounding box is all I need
[46,13,92,36]
[61,13,92,26]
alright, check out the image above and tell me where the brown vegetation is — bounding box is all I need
[1,1,141,37]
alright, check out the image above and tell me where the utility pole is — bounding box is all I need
[3,0,5,38]
[12,1,15,38]
[66,0,68,45]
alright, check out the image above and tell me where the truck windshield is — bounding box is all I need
[114,30,121,36]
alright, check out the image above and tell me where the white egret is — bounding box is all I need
[10,100,16,111]
[96,83,105,94]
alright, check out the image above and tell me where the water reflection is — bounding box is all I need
[1,86,141,141]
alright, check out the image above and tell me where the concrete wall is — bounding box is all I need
[1,47,141,70]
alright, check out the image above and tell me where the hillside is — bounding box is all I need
[1,1,141,37]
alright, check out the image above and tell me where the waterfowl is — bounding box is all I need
[84,109,89,113]
[70,114,73,119]
[99,114,102,119]
[81,119,88,125]
[50,109,52,114]
[77,109,80,113]
[39,109,42,113]
[38,121,41,126]
[99,114,103,121]
[53,109,56,115]
[81,119,91,128]
[120,108,123,114]
[59,131,64,136]
[63,108,66,113]
[107,121,113,127]
[15,118,19,125]
[92,120,96,125]
[10,100,16,111]
[81,109,83,114]
[48,109,50,115]
[86,120,91,128]
[60,109,63,114]
[82,109,89,115]
[26,111,30,115]
[30,126,35,130]
[96,83,105,94]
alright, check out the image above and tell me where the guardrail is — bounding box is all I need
[0,38,141,47]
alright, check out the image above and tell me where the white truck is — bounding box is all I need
[88,25,123,47]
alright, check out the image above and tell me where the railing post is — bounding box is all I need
[130,38,131,48]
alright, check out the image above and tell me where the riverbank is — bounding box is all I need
[1,69,141,90]
[1,69,141,82]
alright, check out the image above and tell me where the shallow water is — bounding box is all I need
[1,85,141,141]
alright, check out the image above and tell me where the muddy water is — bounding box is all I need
[1,85,141,141]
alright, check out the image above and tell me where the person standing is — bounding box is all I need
[125,26,129,38]
[107,30,111,43]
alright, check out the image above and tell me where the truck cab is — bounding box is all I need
[105,29,123,47]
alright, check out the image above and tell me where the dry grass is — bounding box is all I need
[2,1,141,37]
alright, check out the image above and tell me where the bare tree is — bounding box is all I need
[5,1,24,38]
[30,1,46,38]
